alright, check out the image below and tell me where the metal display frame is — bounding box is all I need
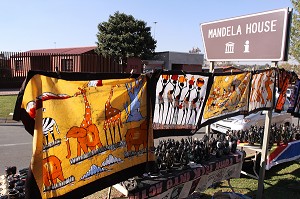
[206,59,279,199]
[256,61,276,198]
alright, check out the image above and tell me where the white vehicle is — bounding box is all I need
[211,99,292,134]
[286,88,292,100]
[275,87,293,100]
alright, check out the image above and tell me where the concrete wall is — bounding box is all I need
[154,51,204,71]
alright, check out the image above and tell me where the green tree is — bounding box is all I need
[290,0,300,63]
[96,11,156,71]
[279,62,300,75]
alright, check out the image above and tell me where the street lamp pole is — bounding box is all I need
[153,22,157,39]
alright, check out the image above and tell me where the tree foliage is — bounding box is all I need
[96,11,156,65]
[279,62,300,74]
[290,0,300,63]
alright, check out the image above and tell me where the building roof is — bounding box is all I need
[156,51,204,55]
[26,46,97,54]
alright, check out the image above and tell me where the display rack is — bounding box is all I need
[113,151,243,199]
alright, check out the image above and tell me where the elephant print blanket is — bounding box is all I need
[13,71,155,199]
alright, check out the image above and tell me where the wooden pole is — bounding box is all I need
[257,61,277,199]
[107,186,112,199]
[205,61,214,136]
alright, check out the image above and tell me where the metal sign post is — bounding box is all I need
[206,61,214,136]
[257,109,272,198]
[256,61,277,199]
[200,8,292,198]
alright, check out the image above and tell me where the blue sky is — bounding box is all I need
[1,0,293,54]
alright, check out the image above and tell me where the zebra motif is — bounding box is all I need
[43,117,60,145]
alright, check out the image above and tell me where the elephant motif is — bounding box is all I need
[66,124,103,159]
[43,156,65,187]
[125,120,148,151]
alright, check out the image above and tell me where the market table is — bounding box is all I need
[113,151,243,199]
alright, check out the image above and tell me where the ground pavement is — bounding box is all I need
[0,89,19,96]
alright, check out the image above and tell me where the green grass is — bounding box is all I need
[0,95,18,118]
[200,160,300,199]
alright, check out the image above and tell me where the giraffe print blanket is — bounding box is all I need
[13,70,155,199]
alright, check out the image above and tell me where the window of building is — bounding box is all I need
[61,59,73,71]
[15,60,23,71]
[172,64,183,71]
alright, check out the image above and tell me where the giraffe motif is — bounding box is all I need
[75,87,93,128]
[103,85,123,145]
[65,87,102,159]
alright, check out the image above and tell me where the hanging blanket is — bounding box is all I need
[275,69,292,112]
[288,79,300,114]
[249,69,275,113]
[200,71,251,126]
[151,70,212,138]
[13,71,155,199]
[292,89,300,117]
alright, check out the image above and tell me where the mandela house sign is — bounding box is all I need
[200,8,292,61]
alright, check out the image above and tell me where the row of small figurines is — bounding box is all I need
[153,135,238,172]
[227,123,300,146]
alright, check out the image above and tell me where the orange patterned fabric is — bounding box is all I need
[249,69,275,112]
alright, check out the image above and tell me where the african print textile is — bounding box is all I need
[292,80,300,117]
[13,71,155,199]
[249,69,275,112]
[288,79,300,114]
[201,71,250,126]
[152,70,212,137]
[275,69,292,112]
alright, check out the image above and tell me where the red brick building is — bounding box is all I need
[9,47,122,77]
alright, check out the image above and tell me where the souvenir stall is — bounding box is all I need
[8,70,245,199]
[6,67,300,199]
[5,6,297,199]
